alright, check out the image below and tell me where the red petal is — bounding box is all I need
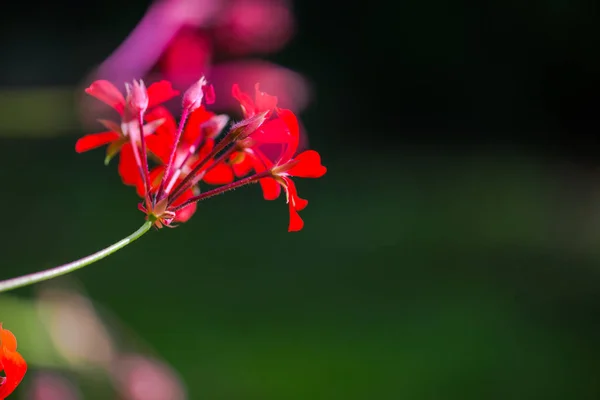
[283,177,308,210]
[248,149,279,201]
[171,188,197,222]
[259,177,281,200]
[118,143,142,187]
[0,349,27,398]
[175,202,197,223]
[0,327,27,399]
[252,148,274,170]
[145,130,174,164]
[0,326,18,352]
[287,150,327,178]
[254,83,278,114]
[232,152,254,177]
[75,131,121,153]
[232,83,256,117]
[251,118,291,143]
[146,106,177,136]
[287,203,304,232]
[277,108,300,161]
[296,198,308,210]
[85,80,125,114]
[146,137,173,164]
[182,106,214,145]
[145,106,178,163]
[146,81,179,108]
[203,163,234,185]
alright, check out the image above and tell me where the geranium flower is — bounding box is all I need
[0,324,27,399]
[75,80,179,185]
[249,108,326,231]
[207,83,295,184]
[76,76,324,232]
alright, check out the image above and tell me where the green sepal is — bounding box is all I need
[104,139,127,165]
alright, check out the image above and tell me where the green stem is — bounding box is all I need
[0,220,153,293]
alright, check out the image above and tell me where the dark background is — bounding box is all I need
[2,0,600,399]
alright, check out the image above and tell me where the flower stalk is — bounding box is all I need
[156,107,189,201]
[0,221,152,293]
[173,170,271,211]
[166,128,235,202]
[138,113,152,196]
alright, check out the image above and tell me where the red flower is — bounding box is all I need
[75,80,179,184]
[208,84,295,184]
[205,85,326,231]
[78,77,325,232]
[254,109,326,231]
[0,324,27,399]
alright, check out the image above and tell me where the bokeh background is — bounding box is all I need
[2,0,600,399]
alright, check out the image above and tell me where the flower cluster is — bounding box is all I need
[0,324,27,399]
[76,78,326,231]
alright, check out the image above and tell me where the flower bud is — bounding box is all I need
[201,114,229,139]
[182,77,214,112]
[124,80,149,118]
[229,111,268,141]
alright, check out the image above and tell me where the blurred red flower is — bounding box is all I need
[0,324,27,399]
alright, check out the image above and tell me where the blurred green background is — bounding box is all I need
[2,0,600,399]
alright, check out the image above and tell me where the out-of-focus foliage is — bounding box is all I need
[3,143,600,398]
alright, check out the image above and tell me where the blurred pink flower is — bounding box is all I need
[27,372,82,400]
[32,284,189,399]
[84,0,309,116]
[112,354,186,400]
[36,288,116,370]
[212,0,295,55]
